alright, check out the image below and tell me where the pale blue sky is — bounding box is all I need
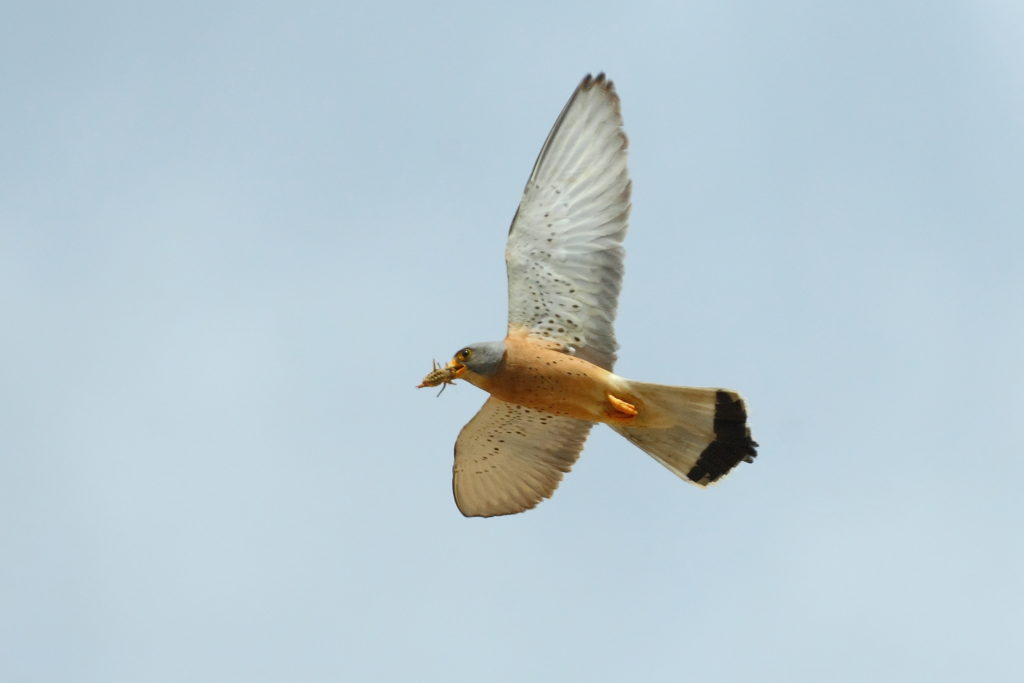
[2,2,1023,681]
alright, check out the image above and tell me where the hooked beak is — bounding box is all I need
[446,359,467,378]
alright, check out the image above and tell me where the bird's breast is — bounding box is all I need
[474,339,619,422]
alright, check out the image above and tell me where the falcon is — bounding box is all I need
[419,73,757,517]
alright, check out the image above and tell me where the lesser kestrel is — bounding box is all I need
[420,73,757,517]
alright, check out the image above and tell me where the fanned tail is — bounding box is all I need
[607,382,757,485]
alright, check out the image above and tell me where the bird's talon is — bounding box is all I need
[607,393,638,418]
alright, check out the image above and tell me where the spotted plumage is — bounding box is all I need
[419,73,757,517]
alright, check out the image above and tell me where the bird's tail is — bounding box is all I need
[607,381,757,485]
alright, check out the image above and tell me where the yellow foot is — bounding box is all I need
[607,393,638,419]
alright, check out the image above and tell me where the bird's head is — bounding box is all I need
[447,341,506,383]
[417,341,506,392]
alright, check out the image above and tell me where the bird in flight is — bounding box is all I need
[419,73,757,517]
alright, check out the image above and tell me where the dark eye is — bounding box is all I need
[457,348,473,362]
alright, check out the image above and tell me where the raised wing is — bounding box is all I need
[506,73,631,371]
[453,397,593,517]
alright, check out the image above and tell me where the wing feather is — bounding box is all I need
[453,398,593,517]
[505,73,631,370]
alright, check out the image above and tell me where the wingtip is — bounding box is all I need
[579,71,614,94]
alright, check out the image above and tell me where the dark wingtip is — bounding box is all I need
[579,72,613,93]
[686,390,758,484]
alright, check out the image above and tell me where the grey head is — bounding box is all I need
[451,340,506,377]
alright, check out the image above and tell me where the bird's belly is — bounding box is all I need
[482,346,617,422]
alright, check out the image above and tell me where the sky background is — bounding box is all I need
[3,1,1023,681]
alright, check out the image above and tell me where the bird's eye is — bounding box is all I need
[457,348,473,362]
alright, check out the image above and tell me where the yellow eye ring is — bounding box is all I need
[457,348,473,362]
